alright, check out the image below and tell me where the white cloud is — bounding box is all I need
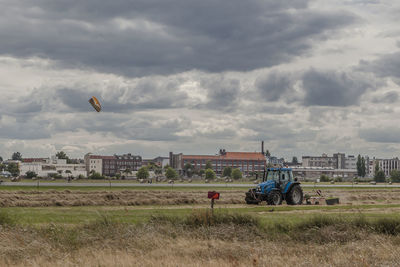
[0,0,400,161]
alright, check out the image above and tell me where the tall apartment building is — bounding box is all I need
[345,155,357,170]
[302,153,348,169]
[169,149,266,176]
[84,153,142,176]
[169,152,183,171]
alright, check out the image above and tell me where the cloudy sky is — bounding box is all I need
[1,0,400,160]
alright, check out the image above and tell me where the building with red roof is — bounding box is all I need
[170,149,266,176]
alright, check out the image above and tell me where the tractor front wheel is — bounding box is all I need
[267,191,282,205]
[286,184,303,205]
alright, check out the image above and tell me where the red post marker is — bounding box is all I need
[208,191,220,199]
[208,191,220,210]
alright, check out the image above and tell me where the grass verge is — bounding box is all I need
[2,210,400,266]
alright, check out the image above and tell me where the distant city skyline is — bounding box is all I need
[1,1,400,160]
[1,148,399,163]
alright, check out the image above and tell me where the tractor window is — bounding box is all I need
[288,171,293,181]
[266,171,279,181]
[280,171,293,182]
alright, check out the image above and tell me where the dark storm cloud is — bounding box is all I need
[371,91,399,104]
[0,94,43,118]
[359,52,400,81]
[302,69,369,106]
[360,127,400,143]
[240,118,317,142]
[47,112,190,141]
[199,129,237,139]
[256,71,294,101]
[2,100,43,115]
[0,116,51,140]
[201,77,240,111]
[31,79,187,113]
[0,0,356,76]
[259,105,295,114]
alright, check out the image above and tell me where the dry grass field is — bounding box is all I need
[2,187,400,266]
[1,188,400,207]
[1,210,400,267]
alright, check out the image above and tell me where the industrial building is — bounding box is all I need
[169,149,266,176]
[302,153,348,169]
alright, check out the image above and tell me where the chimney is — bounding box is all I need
[261,141,264,155]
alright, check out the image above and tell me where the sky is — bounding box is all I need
[1,0,400,160]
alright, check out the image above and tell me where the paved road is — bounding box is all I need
[1,182,400,188]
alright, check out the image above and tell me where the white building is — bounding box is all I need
[369,158,400,177]
[84,154,104,175]
[292,166,357,181]
[345,155,357,170]
[20,156,86,178]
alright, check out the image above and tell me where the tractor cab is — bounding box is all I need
[265,168,297,191]
[266,167,294,182]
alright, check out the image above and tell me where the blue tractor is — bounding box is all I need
[245,168,303,205]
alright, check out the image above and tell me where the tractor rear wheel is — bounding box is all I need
[286,184,303,205]
[267,191,282,205]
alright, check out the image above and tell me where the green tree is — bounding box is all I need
[147,162,156,171]
[184,163,194,177]
[222,166,232,177]
[56,151,74,163]
[56,151,68,160]
[375,170,386,182]
[205,169,216,180]
[356,155,362,177]
[320,174,330,182]
[390,170,400,183]
[25,171,37,179]
[6,163,19,177]
[265,150,271,157]
[137,167,149,180]
[198,169,205,177]
[375,162,380,175]
[0,156,3,162]
[361,157,366,177]
[292,157,298,164]
[89,172,104,180]
[232,168,242,180]
[12,152,22,161]
[154,166,162,175]
[165,167,178,180]
[205,161,213,170]
[374,162,385,182]
[163,164,170,170]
